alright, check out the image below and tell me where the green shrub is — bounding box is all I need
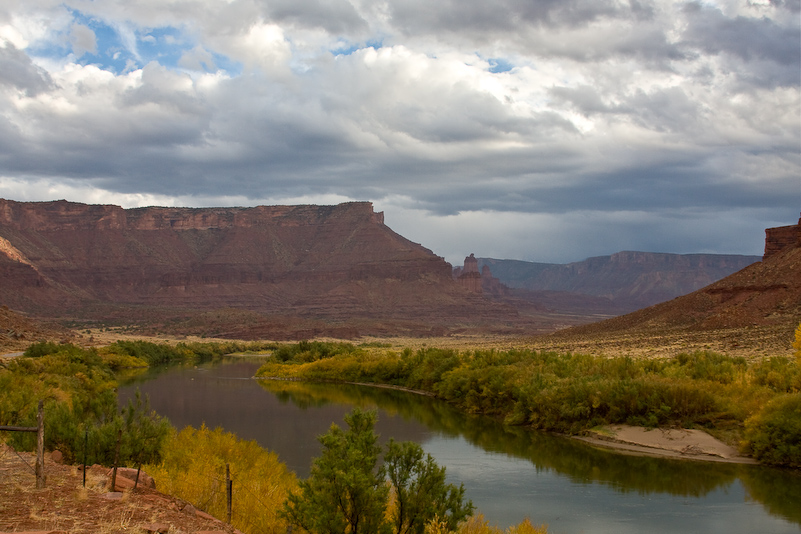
[23,341,63,358]
[2,343,169,466]
[674,351,746,384]
[743,393,801,468]
[108,340,191,366]
[751,357,801,393]
[273,340,358,363]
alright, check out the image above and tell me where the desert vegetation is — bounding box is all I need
[3,333,798,532]
[256,332,801,468]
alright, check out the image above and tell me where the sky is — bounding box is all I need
[0,0,799,266]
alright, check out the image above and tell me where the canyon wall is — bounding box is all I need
[479,251,763,313]
[0,199,516,337]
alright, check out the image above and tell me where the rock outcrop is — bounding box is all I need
[453,254,508,296]
[0,199,517,338]
[454,254,482,293]
[764,213,801,260]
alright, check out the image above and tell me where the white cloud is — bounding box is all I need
[179,45,216,72]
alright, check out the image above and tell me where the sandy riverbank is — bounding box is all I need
[574,424,758,464]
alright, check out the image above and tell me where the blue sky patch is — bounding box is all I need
[29,10,239,75]
[488,58,514,73]
[331,39,384,57]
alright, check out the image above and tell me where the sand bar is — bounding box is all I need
[575,424,758,464]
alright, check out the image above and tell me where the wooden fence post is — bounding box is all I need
[226,463,232,524]
[83,430,88,487]
[35,400,45,489]
[111,428,122,491]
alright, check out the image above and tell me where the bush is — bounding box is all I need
[2,343,169,466]
[743,393,801,468]
[108,340,191,366]
[23,341,63,358]
[272,340,358,363]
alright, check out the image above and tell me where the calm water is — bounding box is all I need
[119,358,801,533]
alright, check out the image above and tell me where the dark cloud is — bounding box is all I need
[260,0,368,34]
[771,0,801,13]
[387,0,629,35]
[682,4,801,66]
[0,42,54,96]
[549,85,701,133]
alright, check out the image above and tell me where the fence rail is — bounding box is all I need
[0,399,45,488]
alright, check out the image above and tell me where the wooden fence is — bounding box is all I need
[0,399,45,488]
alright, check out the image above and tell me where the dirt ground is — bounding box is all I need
[0,445,239,534]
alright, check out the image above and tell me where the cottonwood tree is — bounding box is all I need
[384,439,473,534]
[282,408,390,534]
[282,409,474,534]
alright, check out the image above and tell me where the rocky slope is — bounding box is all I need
[0,306,73,352]
[0,199,518,338]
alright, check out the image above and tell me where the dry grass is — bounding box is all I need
[524,324,796,360]
[76,322,794,362]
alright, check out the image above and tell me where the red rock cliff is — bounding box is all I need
[0,199,516,335]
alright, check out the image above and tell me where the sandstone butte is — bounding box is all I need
[0,198,521,339]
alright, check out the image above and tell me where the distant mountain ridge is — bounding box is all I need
[529,214,801,357]
[538,218,801,355]
[477,252,762,313]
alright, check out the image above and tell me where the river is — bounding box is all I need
[118,357,801,533]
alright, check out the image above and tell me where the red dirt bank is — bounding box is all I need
[0,445,238,534]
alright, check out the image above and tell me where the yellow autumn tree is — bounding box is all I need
[146,425,297,534]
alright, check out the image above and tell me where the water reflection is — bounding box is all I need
[119,359,430,476]
[258,380,738,497]
[119,360,801,532]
